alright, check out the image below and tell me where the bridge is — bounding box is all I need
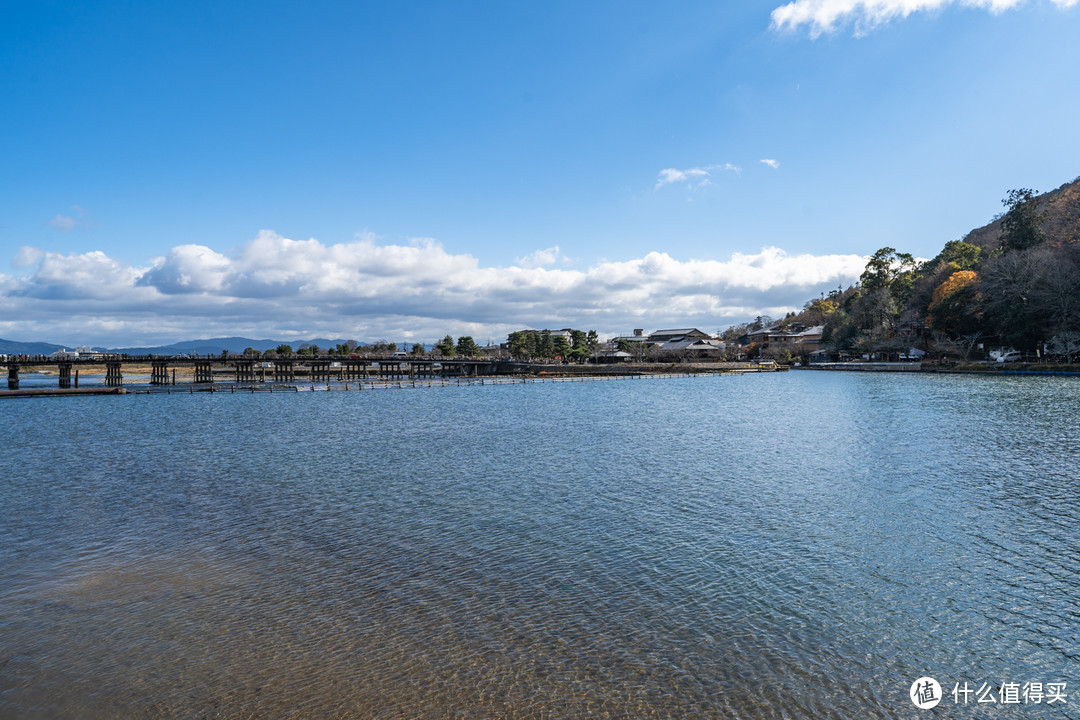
[3,355,504,390]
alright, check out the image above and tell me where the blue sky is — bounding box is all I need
[3,0,1079,346]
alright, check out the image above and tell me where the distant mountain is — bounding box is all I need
[2,336,363,357]
[0,338,69,355]
[963,175,1080,250]
[108,337,353,355]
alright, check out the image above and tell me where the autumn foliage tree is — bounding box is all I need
[927,270,981,336]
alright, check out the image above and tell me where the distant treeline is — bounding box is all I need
[506,329,600,361]
[239,340,407,358]
[228,329,604,362]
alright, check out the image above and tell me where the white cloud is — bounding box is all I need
[0,234,867,346]
[655,164,740,190]
[29,250,147,300]
[516,246,566,268]
[770,0,1075,37]
[656,168,709,188]
[13,246,45,268]
[139,245,233,294]
[760,159,781,169]
[46,205,97,232]
[48,214,78,232]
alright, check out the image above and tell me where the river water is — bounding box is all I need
[1,371,1077,718]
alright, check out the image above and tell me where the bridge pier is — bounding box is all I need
[58,362,73,388]
[7,364,18,390]
[310,360,331,382]
[273,360,294,383]
[151,361,170,385]
[234,360,256,383]
[193,361,213,384]
[106,362,123,386]
[343,360,369,380]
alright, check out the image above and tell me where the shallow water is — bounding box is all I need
[1,371,1077,718]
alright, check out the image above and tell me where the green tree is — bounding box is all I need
[276,344,293,356]
[1000,188,1045,253]
[855,247,920,338]
[860,247,918,299]
[568,330,589,362]
[242,347,261,358]
[456,336,480,357]
[934,240,982,272]
[551,335,571,359]
[411,343,427,356]
[436,334,456,356]
[539,330,555,358]
[507,330,539,359]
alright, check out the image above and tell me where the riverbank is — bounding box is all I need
[799,361,1080,376]
[522,361,786,377]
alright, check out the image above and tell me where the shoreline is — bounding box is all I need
[798,361,1080,376]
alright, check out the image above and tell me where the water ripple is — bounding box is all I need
[1,373,1077,718]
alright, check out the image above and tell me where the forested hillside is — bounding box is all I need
[788,176,1080,360]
